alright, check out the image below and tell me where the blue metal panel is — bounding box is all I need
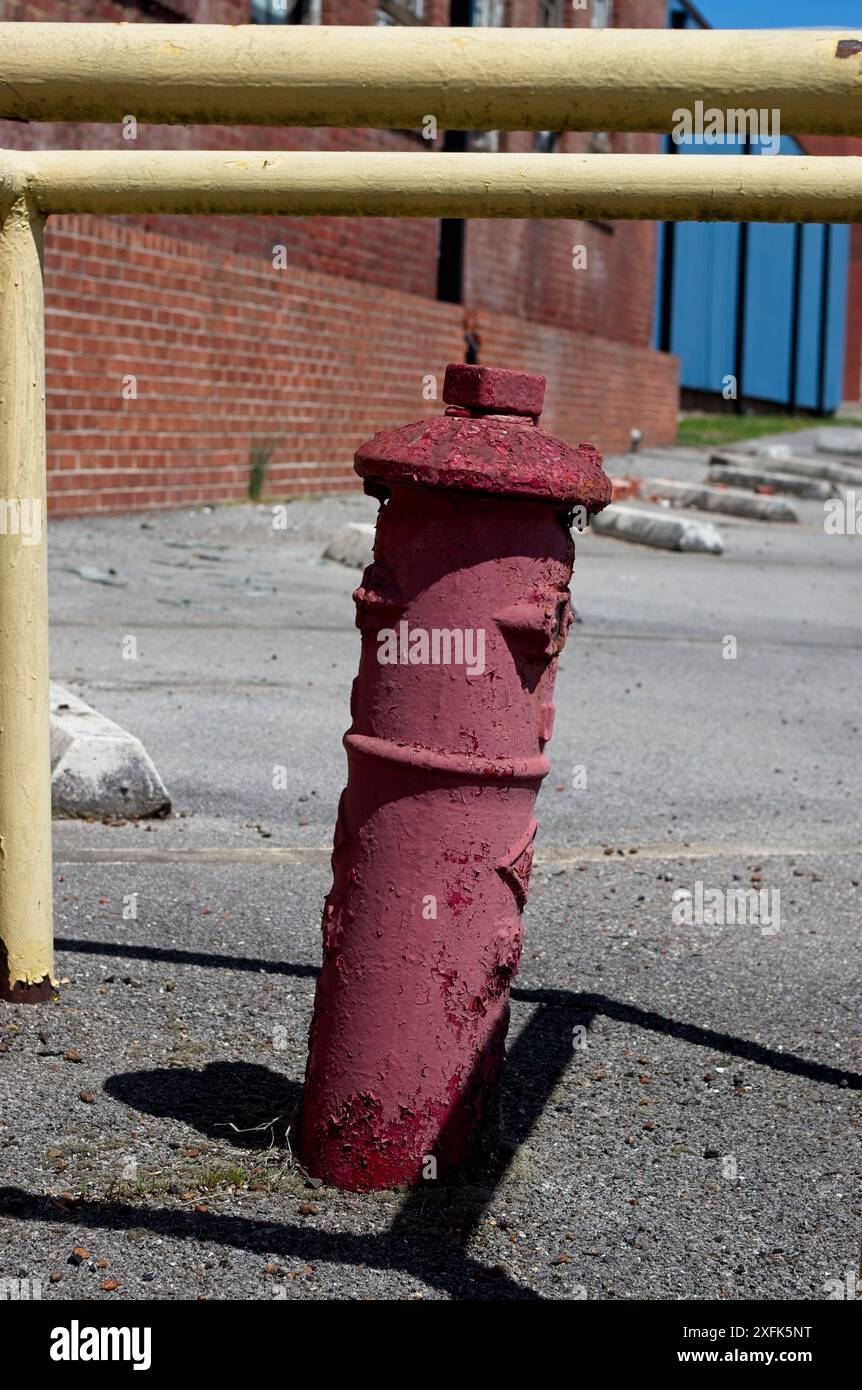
[653,16,851,414]
[652,222,666,347]
[824,226,850,411]
[670,219,739,395]
[664,142,744,398]
[654,136,851,412]
[795,225,824,410]
[741,223,796,405]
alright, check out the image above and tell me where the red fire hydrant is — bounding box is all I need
[299,364,611,1190]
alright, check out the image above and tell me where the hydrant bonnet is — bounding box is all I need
[355,364,611,511]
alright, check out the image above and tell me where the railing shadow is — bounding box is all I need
[18,933,856,1299]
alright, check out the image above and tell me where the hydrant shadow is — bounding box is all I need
[105,1060,300,1151]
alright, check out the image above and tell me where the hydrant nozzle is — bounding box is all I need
[299,364,611,1190]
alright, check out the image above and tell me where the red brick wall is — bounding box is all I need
[3,0,679,515]
[466,0,664,347]
[0,0,444,300]
[44,216,675,514]
[2,0,669,331]
[477,304,678,453]
[465,141,660,350]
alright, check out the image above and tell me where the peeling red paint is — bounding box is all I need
[298,363,610,1190]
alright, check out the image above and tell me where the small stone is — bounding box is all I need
[63,1050,83,1064]
[550,1253,570,1264]
[306,1177,324,1190]
[49,1272,62,1284]
[100,1279,120,1292]
[46,1148,63,1159]
[297,1202,318,1216]
[95,1259,108,1270]
[68,1247,89,1267]
[78,1090,95,1104]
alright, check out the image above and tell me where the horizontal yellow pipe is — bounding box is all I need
[2,151,861,223]
[1,24,862,134]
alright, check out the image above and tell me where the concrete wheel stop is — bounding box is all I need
[50,683,171,819]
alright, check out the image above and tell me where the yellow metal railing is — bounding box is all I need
[2,24,862,135]
[1,22,860,999]
[4,150,862,223]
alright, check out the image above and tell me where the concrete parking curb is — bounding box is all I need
[591,503,724,553]
[322,521,375,569]
[50,683,171,819]
[640,477,798,522]
[721,448,862,487]
[706,461,841,500]
[817,427,862,457]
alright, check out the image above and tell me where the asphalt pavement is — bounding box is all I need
[1,428,859,1301]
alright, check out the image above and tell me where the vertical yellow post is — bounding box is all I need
[0,182,54,1002]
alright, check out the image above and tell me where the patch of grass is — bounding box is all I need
[109,1156,301,1201]
[197,1165,257,1191]
[248,433,284,502]
[676,413,847,449]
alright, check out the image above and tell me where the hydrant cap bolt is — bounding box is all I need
[355,362,612,513]
[443,364,545,419]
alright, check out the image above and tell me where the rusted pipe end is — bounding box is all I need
[0,971,55,1004]
[0,938,54,1004]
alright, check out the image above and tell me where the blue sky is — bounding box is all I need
[700,0,860,26]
